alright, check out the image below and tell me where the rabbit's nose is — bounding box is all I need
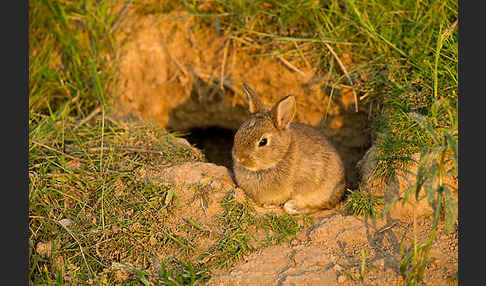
[234,154,249,164]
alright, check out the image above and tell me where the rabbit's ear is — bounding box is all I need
[271,95,296,130]
[242,83,266,113]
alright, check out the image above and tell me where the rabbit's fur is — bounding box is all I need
[232,83,346,214]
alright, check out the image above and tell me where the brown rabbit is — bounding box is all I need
[232,83,346,214]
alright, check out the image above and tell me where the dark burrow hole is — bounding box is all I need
[182,126,236,169]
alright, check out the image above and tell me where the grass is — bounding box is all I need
[29,111,310,284]
[29,114,201,284]
[344,188,384,218]
[29,0,457,284]
[197,0,458,158]
[397,109,458,285]
[29,0,118,117]
[201,191,311,269]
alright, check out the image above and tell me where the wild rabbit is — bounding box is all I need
[232,83,346,214]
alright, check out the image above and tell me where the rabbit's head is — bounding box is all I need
[232,83,296,171]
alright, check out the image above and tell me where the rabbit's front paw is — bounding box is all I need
[283,200,301,215]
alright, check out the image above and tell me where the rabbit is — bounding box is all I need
[231,83,346,215]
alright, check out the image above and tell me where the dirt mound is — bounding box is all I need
[207,214,458,285]
[130,161,236,264]
[143,161,235,225]
[112,9,371,188]
[132,158,457,285]
[91,137,456,285]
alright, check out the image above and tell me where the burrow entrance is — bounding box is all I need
[182,126,236,169]
[113,9,375,191]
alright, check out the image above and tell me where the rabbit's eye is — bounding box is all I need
[258,138,268,147]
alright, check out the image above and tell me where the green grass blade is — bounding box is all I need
[408,112,440,145]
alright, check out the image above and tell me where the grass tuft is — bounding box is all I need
[344,189,384,218]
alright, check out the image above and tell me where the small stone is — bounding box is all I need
[374,258,385,268]
[290,239,300,246]
[65,159,82,171]
[36,241,55,258]
[338,275,347,283]
[333,264,344,272]
[149,236,158,246]
[58,218,73,228]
